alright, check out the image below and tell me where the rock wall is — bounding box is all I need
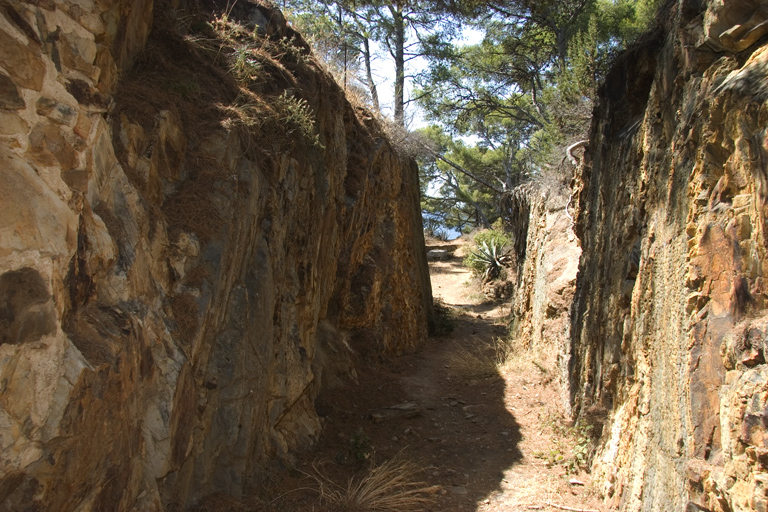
[570,1,768,510]
[506,183,581,415]
[0,1,432,510]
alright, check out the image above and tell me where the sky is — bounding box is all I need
[369,27,484,130]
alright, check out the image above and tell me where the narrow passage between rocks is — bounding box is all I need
[218,237,607,512]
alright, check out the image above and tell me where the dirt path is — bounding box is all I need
[205,239,607,512]
[412,239,605,512]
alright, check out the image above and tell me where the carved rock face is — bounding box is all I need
[0,1,431,510]
[568,1,768,511]
[705,0,768,52]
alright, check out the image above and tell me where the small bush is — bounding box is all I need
[464,223,513,279]
[231,46,262,81]
[349,428,373,463]
[274,91,323,147]
[534,416,597,474]
[464,235,512,283]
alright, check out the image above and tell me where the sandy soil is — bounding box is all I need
[195,237,608,512]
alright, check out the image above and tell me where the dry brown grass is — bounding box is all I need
[306,457,439,511]
[495,334,555,382]
[446,334,551,381]
[446,341,498,379]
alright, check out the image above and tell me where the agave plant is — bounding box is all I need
[468,240,510,282]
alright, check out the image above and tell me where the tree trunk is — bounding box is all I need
[362,37,380,112]
[391,4,405,126]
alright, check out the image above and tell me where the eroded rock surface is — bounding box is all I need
[570,1,768,510]
[0,1,431,510]
[506,183,581,415]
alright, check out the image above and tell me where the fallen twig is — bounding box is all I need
[544,502,599,512]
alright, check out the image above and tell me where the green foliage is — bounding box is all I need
[285,0,469,125]
[464,225,512,280]
[274,91,323,148]
[417,125,512,232]
[414,0,662,233]
[231,46,262,81]
[466,240,510,281]
[567,421,595,473]
[535,416,597,474]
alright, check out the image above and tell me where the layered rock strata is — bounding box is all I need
[506,183,581,415]
[0,1,431,510]
[570,1,768,510]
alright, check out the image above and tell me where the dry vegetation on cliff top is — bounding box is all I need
[111,2,335,241]
[192,237,608,512]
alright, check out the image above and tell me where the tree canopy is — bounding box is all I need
[284,0,661,236]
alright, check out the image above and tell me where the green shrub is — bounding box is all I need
[275,91,323,148]
[464,225,512,280]
[349,428,373,462]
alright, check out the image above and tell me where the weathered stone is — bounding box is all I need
[36,96,77,126]
[508,186,580,414]
[26,121,79,169]
[95,46,118,94]
[0,145,78,260]
[57,28,97,77]
[0,3,431,512]
[3,4,42,46]
[60,168,88,191]
[0,72,24,110]
[0,25,46,91]
[370,402,422,422]
[704,1,768,52]
[427,249,449,260]
[0,110,28,136]
[566,1,768,510]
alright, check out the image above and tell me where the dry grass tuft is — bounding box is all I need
[446,342,498,379]
[494,335,554,381]
[446,335,552,381]
[307,457,439,511]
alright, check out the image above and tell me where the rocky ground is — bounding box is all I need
[194,237,608,512]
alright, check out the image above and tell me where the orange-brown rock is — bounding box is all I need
[506,182,581,414]
[569,1,768,510]
[0,1,431,510]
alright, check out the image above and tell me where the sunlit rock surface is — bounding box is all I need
[570,1,768,510]
[0,1,431,510]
